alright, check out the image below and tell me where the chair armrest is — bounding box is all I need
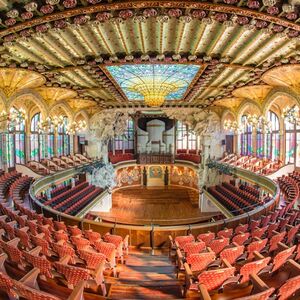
[0,253,7,273]
[199,283,211,300]
[19,267,40,290]
[7,238,20,247]
[222,259,232,269]
[286,259,300,276]
[67,281,85,300]
[249,274,269,294]
[94,260,105,285]
[28,246,42,256]
[254,251,265,260]
[59,255,71,265]
[278,242,289,251]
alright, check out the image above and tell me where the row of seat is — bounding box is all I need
[169,172,300,299]
[0,174,129,299]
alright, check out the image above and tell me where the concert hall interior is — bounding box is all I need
[0,0,299,299]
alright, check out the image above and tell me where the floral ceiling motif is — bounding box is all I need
[0,0,296,114]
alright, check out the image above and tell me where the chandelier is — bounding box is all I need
[66,120,87,135]
[37,116,64,133]
[129,82,178,107]
[245,114,272,133]
[223,120,243,133]
[282,105,300,125]
[0,107,26,130]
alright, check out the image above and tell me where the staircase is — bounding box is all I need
[108,249,183,299]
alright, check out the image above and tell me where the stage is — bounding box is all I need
[93,186,219,225]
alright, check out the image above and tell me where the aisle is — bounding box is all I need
[107,249,183,299]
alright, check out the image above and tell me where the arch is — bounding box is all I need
[8,89,48,119]
[74,109,90,127]
[262,87,300,116]
[236,99,262,122]
[49,101,74,123]
[221,109,236,125]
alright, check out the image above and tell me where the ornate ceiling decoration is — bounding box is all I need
[35,87,77,105]
[232,85,273,105]
[214,97,243,112]
[262,64,300,91]
[0,0,296,114]
[0,67,45,97]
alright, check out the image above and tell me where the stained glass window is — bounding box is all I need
[114,119,135,151]
[105,64,200,101]
[176,121,197,151]
[8,107,25,166]
[267,111,280,160]
[241,115,252,156]
[256,129,263,158]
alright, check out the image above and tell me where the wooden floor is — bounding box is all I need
[96,186,218,225]
[108,249,183,299]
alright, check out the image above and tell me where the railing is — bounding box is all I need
[29,161,280,250]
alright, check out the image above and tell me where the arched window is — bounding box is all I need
[176,121,197,151]
[113,119,135,152]
[256,127,263,158]
[30,113,46,161]
[285,121,295,164]
[48,124,54,158]
[7,107,25,166]
[240,115,252,156]
[266,111,280,160]
[57,116,70,156]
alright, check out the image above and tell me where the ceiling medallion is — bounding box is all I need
[103,64,201,107]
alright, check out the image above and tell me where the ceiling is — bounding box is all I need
[0,0,297,117]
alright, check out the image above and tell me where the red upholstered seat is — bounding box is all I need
[217,228,233,239]
[197,232,215,246]
[104,234,122,248]
[220,245,245,265]
[54,221,67,232]
[68,225,82,236]
[13,280,61,300]
[278,275,300,300]
[0,271,17,298]
[286,224,300,244]
[240,257,271,283]
[272,246,296,272]
[79,250,106,269]
[53,230,69,242]
[251,227,267,239]
[51,243,76,263]
[0,241,22,263]
[232,232,250,246]
[247,239,268,260]
[14,227,30,249]
[23,251,53,278]
[209,238,229,255]
[186,252,216,272]
[233,288,275,300]
[84,229,101,245]
[198,266,235,291]
[174,235,195,249]
[30,235,50,256]
[269,231,286,252]
[183,241,205,257]
[55,261,90,288]
[234,224,248,234]
[70,236,91,251]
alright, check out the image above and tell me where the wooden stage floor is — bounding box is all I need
[94,186,218,225]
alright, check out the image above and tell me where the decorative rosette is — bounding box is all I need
[286,12,297,20]
[255,20,268,29]
[168,9,182,18]
[54,19,67,29]
[267,6,279,15]
[96,12,112,22]
[214,13,228,22]
[74,15,90,25]
[21,11,33,20]
[24,2,38,12]
[63,0,77,8]
[5,18,16,26]
[35,24,50,33]
[235,16,249,25]
[143,8,157,18]
[6,9,19,18]
[191,10,206,19]
[119,10,134,20]
[40,5,54,14]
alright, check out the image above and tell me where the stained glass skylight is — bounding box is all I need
[105,64,200,102]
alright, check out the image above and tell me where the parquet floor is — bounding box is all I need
[97,186,217,225]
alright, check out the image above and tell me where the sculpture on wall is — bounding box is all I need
[90,162,117,192]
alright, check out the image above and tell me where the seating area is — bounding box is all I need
[171,187,300,299]
[0,173,129,299]
[0,163,298,299]
[27,154,92,175]
[42,181,103,216]
[220,154,283,175]
[207,181,265,215]
[108,150,135,164]
[175,150,201,164]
